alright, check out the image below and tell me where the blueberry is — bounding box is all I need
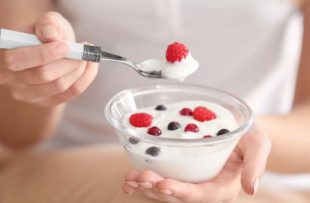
[128,137,140,144]
[155,105,167,111]
[168,121,181,130]
[217,129,230,136]
[145,146,161,157]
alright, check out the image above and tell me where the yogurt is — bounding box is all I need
[122,100,240,182]
[138,42,199,81]
[161,53,199,81]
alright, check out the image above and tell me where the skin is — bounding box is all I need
[0,0,99,149]
[0,0,309,202]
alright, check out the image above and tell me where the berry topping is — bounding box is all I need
[129,113,153,127]
[193,106,216,122]
[203,135,213,139]
[184,123,199,133]
[217,129,230,136]
[179,108,193,116]
[155,105,167,111]
[146,146,161,157]
[166,42,189,63]
[128,137,140,144]
[167,121,181,131]
[147,126,162,136]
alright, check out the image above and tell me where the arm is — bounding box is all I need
[262,103,310,173]
[0,0,99,150]
[264,1,310,173]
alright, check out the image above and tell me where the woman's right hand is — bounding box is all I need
[0,12,99,107]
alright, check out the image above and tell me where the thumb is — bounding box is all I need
[34,12,74,42]
[240,124,271,195]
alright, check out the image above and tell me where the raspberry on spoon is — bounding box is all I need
[166,42,189,63]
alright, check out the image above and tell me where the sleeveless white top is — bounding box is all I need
[45,0,310,190]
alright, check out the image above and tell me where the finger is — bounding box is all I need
[13,59,83,85]
[35,62,99,107]
[123,182,136,194]
[240,125,271,195]
[157,179,206,202]
[142,189,180,203]
[158,178,241,203]
[136,170,165,189]
[34,11,74,42]
[124,170,140,188]
[124,171,166,201]
[2,41,69,72]
[125,170,140,181]
[17,62,86,100]
[125,171,181,202]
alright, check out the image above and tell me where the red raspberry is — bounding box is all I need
[166,42,189,63]
[179,108,193,116]
[203,135,213,139]
[147,126,162,136]
[184,123,199,133]
[193,106,216,122]
[129,113,153,127]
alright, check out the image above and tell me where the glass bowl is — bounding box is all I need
[105,84,254,182]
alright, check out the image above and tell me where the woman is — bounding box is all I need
[0,0,309,202]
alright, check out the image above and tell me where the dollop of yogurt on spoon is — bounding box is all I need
[139,42,199,81]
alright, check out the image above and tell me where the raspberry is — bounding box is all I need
[179,108,193,116]
[166,42,189,63]
[193,106,216,122]
[203,135,212,139]
[129,113,153,127]
[184,123,199,133]
[147,126,162,136]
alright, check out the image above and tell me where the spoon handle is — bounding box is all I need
[0,28,101,63]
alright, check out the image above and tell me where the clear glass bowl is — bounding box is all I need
[105,84,254,182]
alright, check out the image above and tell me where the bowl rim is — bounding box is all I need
[104,84,254,147]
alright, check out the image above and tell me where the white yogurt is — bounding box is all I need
[121,100,240,182]
[162,53,199,81]
[123,101,237,138]
[138,52,199,81]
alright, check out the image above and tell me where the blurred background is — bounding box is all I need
[0,0,309,202]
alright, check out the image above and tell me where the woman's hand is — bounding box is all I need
[0,12,99,107]
[123,124,271,203]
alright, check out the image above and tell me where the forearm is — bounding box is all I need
[261,101,310,173]
[0,0,64,149]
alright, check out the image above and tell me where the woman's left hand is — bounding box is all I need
[122,124,271,203]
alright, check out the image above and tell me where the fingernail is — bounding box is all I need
[139,182,153,189]
[253,179,260,195]
[125,187,135,194]
[126,181,139,188]
[55,43,69,56]
[41,24,58,39]
[160,189,172,195]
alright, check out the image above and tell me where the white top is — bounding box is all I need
[53,0,303,144]
[43,0,308,190]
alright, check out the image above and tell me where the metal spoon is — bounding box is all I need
[99,50,164,79]
[0,28,166,79]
